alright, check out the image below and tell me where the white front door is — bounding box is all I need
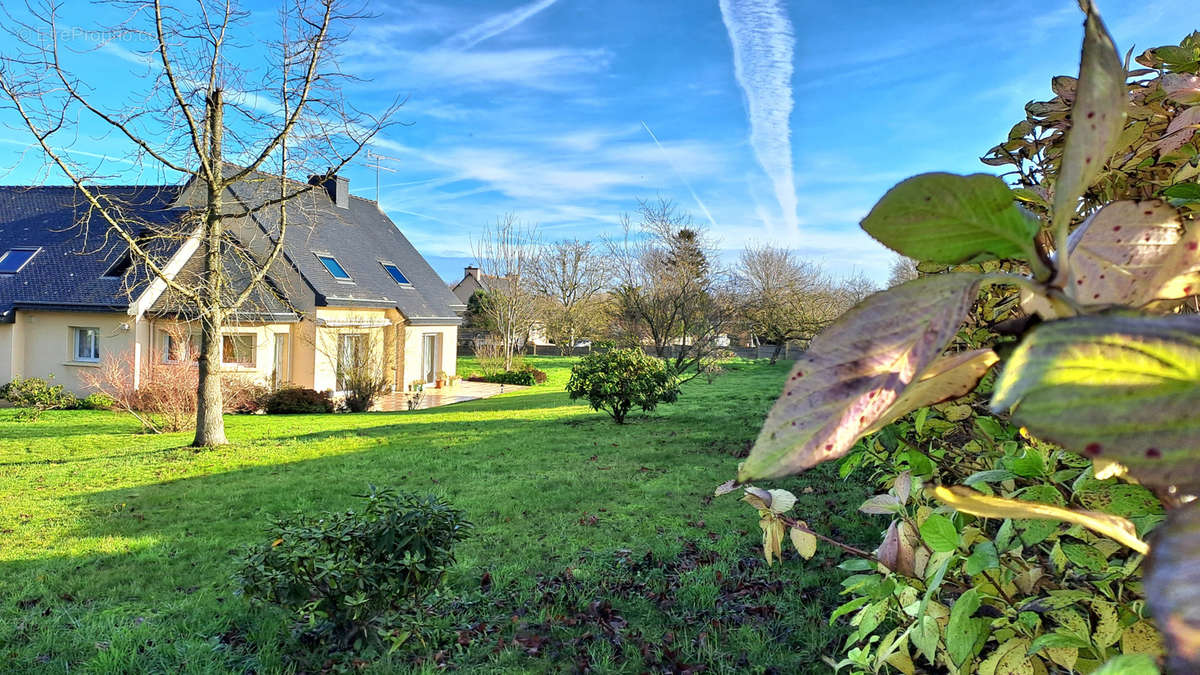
[422,333,438,383]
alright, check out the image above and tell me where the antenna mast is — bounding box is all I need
[363,151,401,202]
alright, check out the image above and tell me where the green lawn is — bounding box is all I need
[0,356,877,673]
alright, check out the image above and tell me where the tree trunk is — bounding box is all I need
[193,90,228,447]
[194,310,227,446]
[770,341,784,365]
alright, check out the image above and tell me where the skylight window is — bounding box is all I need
[381,262,410,285]
[315,254,352,281]
[102,251,132,279]
[0,247,38,274]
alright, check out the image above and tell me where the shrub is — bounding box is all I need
[0,376,78,420]
[264,387,334,414]
[78,392,116,410]
[566,348,679,423]
[224,379,271,414]
[234,487,471,650]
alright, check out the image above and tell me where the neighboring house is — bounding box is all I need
[449,266,550,346]
[0,173,463,396]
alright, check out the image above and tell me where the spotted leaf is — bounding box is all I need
[1052,1,1126,232]
[1066,200,1199,306]
[740,274,982,482]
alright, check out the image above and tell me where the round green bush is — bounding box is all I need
[566,348,680,423]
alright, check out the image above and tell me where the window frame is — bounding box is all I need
[220,333,257,367]
[380,261,411,286]
[160,328,200,364]
[101,250,133,279]
[0,247,40,275]
[314,253,353,281]
[72,326,100,363]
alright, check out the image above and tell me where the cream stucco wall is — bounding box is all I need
[148,319,298,388]
[0,323,13,386]
[310,307,394,393]
[402,324,457,390]
[6,310,139,394]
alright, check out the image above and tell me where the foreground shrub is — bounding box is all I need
[566,348,679,423]
[0,376,77,420]
[264,387,334,414]
[234,487,472,651]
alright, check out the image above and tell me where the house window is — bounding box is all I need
[380,262,410,285]
[316,254,352,280]
[336,333,367,390]
[73,327,100,362]
[221,333,256,367]
[0,247,39,274]
[161,329,199,363]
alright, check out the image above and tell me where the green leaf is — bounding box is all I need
[1162,182,1200,203]
[920,514,959,553]
[946,588,987,668]
[1066,200,1199,306]
[1091,654,1160,675]
[829,595,872,624]
[1029,631,1093,653]
[992,314,1200,491]
[741,274,982,481]
[1051,1,1126,232]
[861,172,1039,264]
[1092,598,1122,648]
[911,615,940,666]
[1062,543,1108,572]
[965,541,999,575]
[1146,500,1200,673]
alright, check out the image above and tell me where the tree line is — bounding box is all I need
[466,196,883,375]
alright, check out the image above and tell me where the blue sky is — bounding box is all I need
[1,0,1197,284]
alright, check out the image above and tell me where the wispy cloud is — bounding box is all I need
[440,0,559,51]
[719,0,797,233]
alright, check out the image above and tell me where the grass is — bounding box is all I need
[0,356,879,673]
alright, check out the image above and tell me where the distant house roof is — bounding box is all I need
[0,185,186,322]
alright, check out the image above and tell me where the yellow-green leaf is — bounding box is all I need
[979,637,1033,675]
[1051,1,1126,233]
[759,515,786,566]
[790,524,817,560]
[991,314,1200,492]
[1092,598,1122,648]
[741,274,982,481]
[932,485,1147,554]
[861,349,998,436]
[1121,620,1165,658]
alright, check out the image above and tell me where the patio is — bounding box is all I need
[374,380,528,411]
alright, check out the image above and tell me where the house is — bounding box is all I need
[450,265,551,346]
[0,173,463,396]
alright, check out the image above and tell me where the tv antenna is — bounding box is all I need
[363,151,401,202]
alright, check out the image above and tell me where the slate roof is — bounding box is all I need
[221,174,464,323]
[0,175,462,325]
[0,185,185,322]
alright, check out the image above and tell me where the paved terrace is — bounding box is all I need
[374,380,528,411]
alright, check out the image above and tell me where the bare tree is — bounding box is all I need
[0,1,396,445]
[887,255,919,287]
[608,197,734,381]
[471,214,540,371]
[735,245,836,363]
[528,239,611,354]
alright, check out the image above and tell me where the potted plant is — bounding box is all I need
[435,371,447,389]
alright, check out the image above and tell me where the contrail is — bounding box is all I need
[640,120,718,229]
[441,0,559,51]
[719,0,797,232]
